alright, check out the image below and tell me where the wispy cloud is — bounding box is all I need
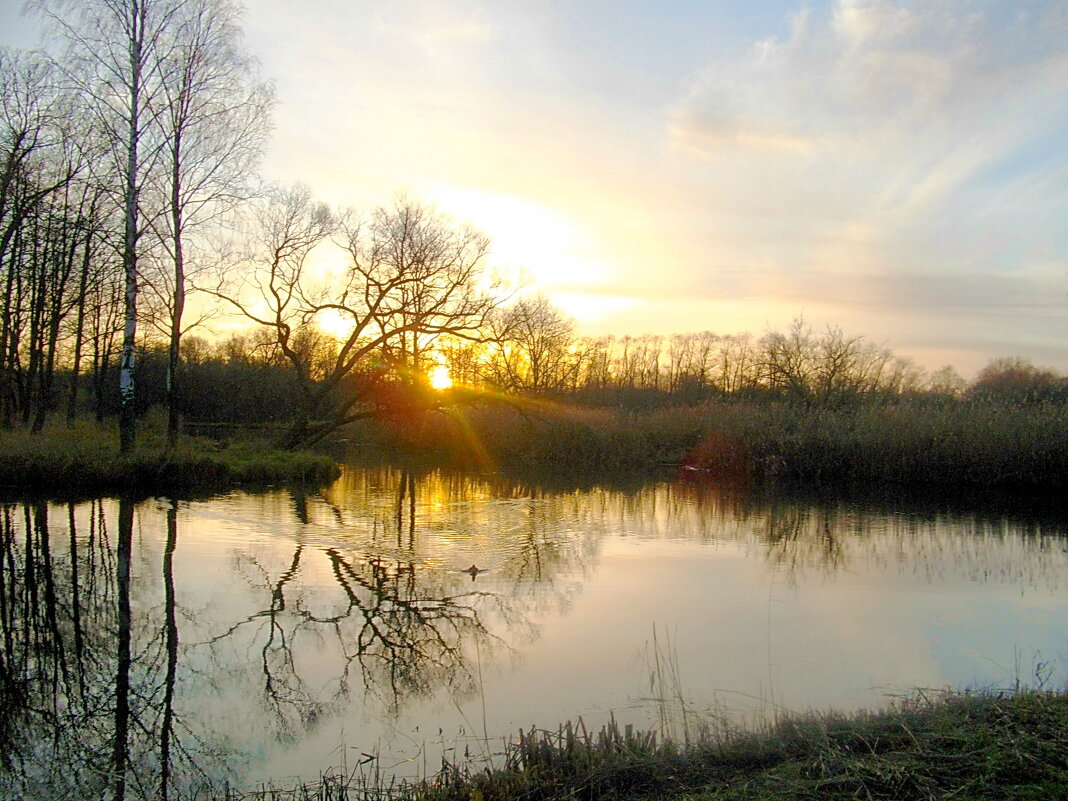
[651,0,1068,368]
[675,1,1068,162]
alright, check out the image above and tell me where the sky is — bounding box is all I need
[3,0,1067,376]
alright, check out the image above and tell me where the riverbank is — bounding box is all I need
[356,397,1068,490]
[231,689,1068,800]
[0,419,339,496]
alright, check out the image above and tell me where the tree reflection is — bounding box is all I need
[209,471,514,735]
[160,499,180,800]
[0,497,218,800]
[2,498,120,796]
[113,497,133,801]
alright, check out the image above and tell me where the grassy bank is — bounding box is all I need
[228,689,1068,801]
[0,419,340,496]
[355,398,1068,490]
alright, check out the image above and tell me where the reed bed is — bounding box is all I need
[360,399,1068,489]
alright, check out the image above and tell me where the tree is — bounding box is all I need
[34,0,186,452]
[759,317,815,401]
[0,48,79,426]
[487,294,577,393]
[665,331,719,395]
[968,357,1065,405]
[714,333,757,394]
[346,196,496,381]
[928,364,966,399]
[143,0,272,446]
[209,189,501,448]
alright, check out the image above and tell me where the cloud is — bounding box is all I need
[669,0,1068,235]
[660,0,1068,360]
[675,1,1068,161]
[244,0,1068,373]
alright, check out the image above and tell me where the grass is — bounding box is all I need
[350,398,1068,490]
[218,689,1068,801]
[0,416,340,496]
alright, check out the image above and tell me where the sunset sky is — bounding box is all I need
[3,0,1066,376]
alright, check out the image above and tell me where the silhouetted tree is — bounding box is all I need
[33,0,189,451]
[487,294,577,393]
[209,189,501,448]
[143,0,272,446]
[968,356,1065,405]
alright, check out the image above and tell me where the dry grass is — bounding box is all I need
[218,690,1068,801]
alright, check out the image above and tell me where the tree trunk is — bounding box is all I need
[118,4,144,455]
[66,230,92,425]
[280,412,310,450]
[166,154,184,448]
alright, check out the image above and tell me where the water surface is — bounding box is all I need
[3,464,1066,797]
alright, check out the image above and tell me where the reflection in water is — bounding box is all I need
[113,497,133,801]
[1,465,1066,797]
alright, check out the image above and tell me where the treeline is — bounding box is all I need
[440,305,1066,408]
[71,315,1055,430]
[0,50,123,434]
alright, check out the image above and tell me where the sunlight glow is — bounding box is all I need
[429,364,453,390]
[315,308,355,341]
[424,185,612,289]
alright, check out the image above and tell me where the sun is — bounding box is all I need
[428,364,453,390]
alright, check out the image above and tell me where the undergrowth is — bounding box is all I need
[353,399,1068,490]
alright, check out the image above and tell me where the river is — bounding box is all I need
[2,462,1066,798]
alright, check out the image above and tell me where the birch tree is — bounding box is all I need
[33,0,185,453]
[145,0,272,446]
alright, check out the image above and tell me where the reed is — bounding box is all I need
[357,399,1068,489]
[692,401,1068,488]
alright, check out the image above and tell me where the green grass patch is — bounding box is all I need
[0,418,340,497]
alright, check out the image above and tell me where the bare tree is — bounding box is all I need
[33,0,186,452]
[487,294,577,393]
[612,333,662,390]
[714,333,757,394]
[578,334,613,390]
[665,331,719,395]
[209,189,502,448]
[0,49,79,426]
[928,364,966,399]
[143,0,273,446]
[348,196,497,379]
[760,317,816,401]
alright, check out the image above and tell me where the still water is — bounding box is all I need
[3,463,1067,798]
